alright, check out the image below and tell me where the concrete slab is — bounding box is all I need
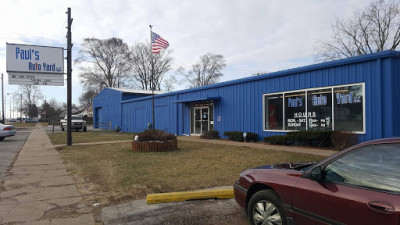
[47,197,82,207]
[2,201,54,223]
[50,214,95,225]
[0,126,95,224]
[28,220,51,225]
[11,163,66,172]
[15,185,81,202]
[4,175,75,189]
[13,157,64,166]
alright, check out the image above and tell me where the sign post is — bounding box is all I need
[66,8,73,146]
[5,9,72,145]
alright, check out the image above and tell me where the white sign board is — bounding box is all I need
[8,73,65,86]
[6,43,64,86]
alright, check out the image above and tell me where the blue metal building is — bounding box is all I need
[93,88,165,129]
[93,51,400,142]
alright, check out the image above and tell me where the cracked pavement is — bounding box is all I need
[0,125,95,225]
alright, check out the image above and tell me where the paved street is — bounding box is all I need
[0,128,31,182]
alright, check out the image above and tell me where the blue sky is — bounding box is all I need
[0,0,373,117]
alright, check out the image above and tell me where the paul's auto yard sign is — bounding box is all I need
[6,43,64,86]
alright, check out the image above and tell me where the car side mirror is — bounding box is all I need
[310,167,322,181]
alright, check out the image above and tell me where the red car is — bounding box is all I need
[234,138,400,225]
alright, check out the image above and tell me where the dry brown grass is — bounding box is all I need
[57,140,325,206]
[11,123,46,127]
[48,131,134,145]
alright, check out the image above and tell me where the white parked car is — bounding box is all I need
[60,115,87,132]
[0,123,16,141]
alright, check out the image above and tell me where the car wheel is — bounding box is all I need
[83,127,87,132]
[0,137,5,141]
[247,190,287,225]
[61,126,64,131]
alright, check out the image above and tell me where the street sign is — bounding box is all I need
[6,43,64,86]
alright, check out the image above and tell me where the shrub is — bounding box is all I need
[264,135,288,145]
[200,130,221,139]
[223,131,259,142]
[287,131,334,148]
[224,131,244,142]
[135,129,176,142]
[331,131,358,150]
[245,132,259,142]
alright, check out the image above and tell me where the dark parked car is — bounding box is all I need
[234,138,400,225]
[23,118,38,123]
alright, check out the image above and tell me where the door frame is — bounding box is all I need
[190,103,214,136]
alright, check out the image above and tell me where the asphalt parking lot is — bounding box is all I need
[0,128,31,181]
[100,198,249,225]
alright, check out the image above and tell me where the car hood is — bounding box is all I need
[255,162,315,170]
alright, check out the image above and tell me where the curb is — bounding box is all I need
[146,188,234,204]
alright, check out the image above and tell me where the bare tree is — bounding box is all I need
[315,0,400,62]
[178,53,226,88]
[128,42,173,91]
[19,85,43,118]
[76,37,132,90]
[79,89,98,108]
[163,75,180,92]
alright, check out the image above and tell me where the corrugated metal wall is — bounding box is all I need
[98,51,400,142]
[93,88,122,129]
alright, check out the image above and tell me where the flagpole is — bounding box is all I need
[149,25,155,130]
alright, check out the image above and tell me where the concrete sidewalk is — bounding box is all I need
[0,125,95,225]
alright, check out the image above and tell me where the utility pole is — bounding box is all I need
[1,73,4,124]
[7,93,11,119]
[66,8,73,145]
[20,94,22,120]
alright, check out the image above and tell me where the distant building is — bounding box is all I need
[72,105,93,117]
[93,51,400,142]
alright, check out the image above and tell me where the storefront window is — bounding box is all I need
[334,85,364,132]
[307,88,332,130]
[285,91,306,130]
[263,83,364,133]
[265,94,283,130]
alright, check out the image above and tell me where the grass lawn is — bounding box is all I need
[56,140,325,206]
[48,131,135,145]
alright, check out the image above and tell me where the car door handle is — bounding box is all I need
[368,201,395,214]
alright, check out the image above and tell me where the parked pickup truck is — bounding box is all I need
[60,115,87,132]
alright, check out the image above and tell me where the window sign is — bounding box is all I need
[263,83,364,133]
[285,91,306,130]
[307,89,332,130]
[264,94,284,130]
[334,85,363,132]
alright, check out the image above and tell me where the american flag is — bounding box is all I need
[151,32,169,54]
